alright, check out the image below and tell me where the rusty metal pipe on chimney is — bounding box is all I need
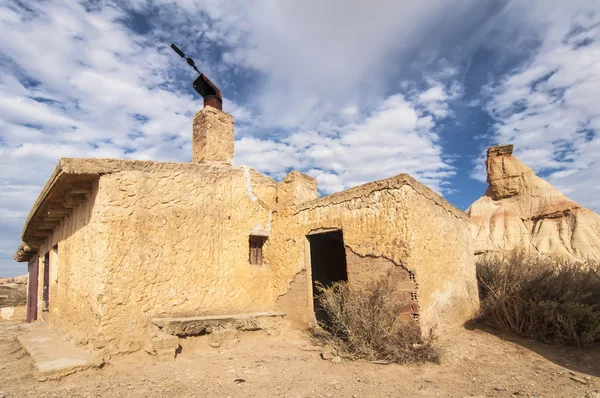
[171,43,223,111]
[193,74,223,111]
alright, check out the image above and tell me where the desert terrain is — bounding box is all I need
[0,319,598,398]
[0,276,27,308]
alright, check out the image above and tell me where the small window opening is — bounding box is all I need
[411,313,420,321]
[410,292,418,301]
[408,270,416,281]
[249,236,267,265]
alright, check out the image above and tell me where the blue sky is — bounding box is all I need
[1,0,600,276]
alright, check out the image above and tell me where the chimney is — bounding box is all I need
[191,73,234,164]
[192,106,234,164]
[168,45,232,163]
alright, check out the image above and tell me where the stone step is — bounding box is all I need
[17,324,102,380]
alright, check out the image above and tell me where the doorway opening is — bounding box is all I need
[307,230,348,325]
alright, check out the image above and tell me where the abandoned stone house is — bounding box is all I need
[14,99,479,357]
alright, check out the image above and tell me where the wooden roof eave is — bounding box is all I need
[15,159,97,261]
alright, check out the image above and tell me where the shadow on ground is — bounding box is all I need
[465,319,600,378]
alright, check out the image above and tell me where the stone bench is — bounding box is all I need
[147,312,286,360]
[151,311,285,336]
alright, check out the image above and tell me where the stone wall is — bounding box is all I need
[400,181,479,333]
[274,270,311,328]
[24,159,478,354]
[345,247,418,321]
[267,173,479,334]
[34,179,107,346]
[95,163,277,354]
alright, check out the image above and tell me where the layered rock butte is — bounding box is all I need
[467,144,600,260]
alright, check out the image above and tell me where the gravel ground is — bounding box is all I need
[0,320,598,398]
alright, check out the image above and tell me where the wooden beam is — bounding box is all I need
[69,182,92,195]
[23,238,45,248]
[66,193,87,201]
[68,187,92,195]
[63,196,87,208]
[25,231,51,238]
[47,205,70,214]
[31,221,60,229]
[44,215,66,221]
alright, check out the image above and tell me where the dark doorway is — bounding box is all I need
[27,257,39,322]
[308,230,348,324]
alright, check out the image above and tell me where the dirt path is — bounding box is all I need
[0,320,598,397]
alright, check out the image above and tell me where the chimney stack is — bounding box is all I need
[190,72,234,164]
[192,106,234,164]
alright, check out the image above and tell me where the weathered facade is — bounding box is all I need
[15,104,479,357]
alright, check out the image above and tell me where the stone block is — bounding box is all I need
[152,312,284,336]
[208,329,239,348]
[147,333,180,361]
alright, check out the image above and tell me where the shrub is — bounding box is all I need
[314,277,439,364]
[477,251,600,346]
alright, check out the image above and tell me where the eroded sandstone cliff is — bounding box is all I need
[467,145,600,260]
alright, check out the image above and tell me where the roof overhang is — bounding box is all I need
[14,159,100,262]
[14,158,225,262]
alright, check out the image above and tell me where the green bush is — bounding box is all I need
[314,277,439,364]
[477,251,600,346]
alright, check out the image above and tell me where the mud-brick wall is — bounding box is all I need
[268,173,479,335]
[275,270,310,328]
[35,179,107,347]
[97,164,278,354]
[345,247,419,321]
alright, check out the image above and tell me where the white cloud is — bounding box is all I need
[417,81,462,119]
[147,0,485,129]
[236,93,456,194]
[0,1,213,276]
[481,1,600,212]
[0,0,532,277]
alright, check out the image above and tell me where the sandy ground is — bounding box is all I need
[0,320,598,398]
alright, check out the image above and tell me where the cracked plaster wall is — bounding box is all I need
[268,175,479,334]
[34,179,107,347]
[96,164,277,354]
[31,162,478,353]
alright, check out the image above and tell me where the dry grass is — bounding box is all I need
[0,285,27,308]
[477,251,600,346]
[314,277,439,364]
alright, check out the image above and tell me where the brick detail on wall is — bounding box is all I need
[275,270,311,329]
[345,247,419,317]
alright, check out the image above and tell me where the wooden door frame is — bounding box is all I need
[43,252,50,311]
[27,257,39,322]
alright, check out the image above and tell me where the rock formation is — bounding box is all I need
[467,144,600,260]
